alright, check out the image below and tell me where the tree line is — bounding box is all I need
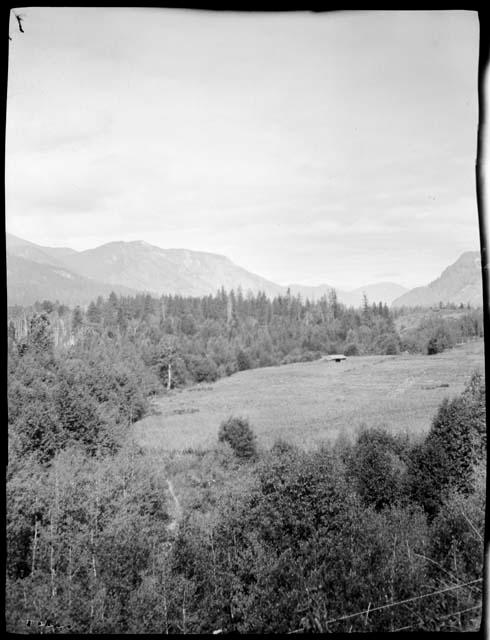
[8,289,483,393]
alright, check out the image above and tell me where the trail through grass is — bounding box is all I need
[165,478,182,533]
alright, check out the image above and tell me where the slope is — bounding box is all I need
[59,240,284,298]
[392,252,482,308]
[6,253,141,307]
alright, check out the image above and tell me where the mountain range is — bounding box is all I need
[5,233,482,309]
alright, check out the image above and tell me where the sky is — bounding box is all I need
[6,8,481,290]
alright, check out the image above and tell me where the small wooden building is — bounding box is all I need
[325,354,347,363]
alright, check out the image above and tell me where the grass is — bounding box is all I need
[133,339,485,452]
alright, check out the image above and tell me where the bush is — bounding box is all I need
[186,355,219,383]
[205,447,431,634]
[400,331,426,354]
[427,327,453,355]
[347,427,408,510]
[382,337,400,355]
[218,416,257,459]
[270,438,299,457]
[429,466,485,582]
[281,349,321,365]
[344,343,360,356]
[236,349,252,372]
[407,372,486,517]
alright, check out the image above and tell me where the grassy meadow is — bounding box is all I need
[133,339,485,451]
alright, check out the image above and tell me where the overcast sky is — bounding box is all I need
[6,8,480,289]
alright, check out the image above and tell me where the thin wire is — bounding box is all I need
[393,624,415,632]
[287,579,483,633]
[325,579,482,626]
[412,551,481,591]
[322,579,483,627]
[439,604,482,620]
[393,603,483,631]
[460,510,484,541]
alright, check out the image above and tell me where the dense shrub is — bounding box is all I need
[270,438,300,457]
[218,416,257,459]
[186,355,219,383]
[281,349,322,364]
[398,311,481,355]
[195,446,432,634]
[347,427,408,510]
[407,372,485,517]
[8,318,158,462]
[427,327,453,354]
[236,349,252,372]
[400,330,426,353]
[420,465,486,631]
[382,336,401,355]
[7,374,486,634]
[344,342,360,356]
[6,444,171,633]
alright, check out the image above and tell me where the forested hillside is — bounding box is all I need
[8,289,484,389]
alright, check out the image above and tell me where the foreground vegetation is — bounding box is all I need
[6,291,485,633]
[7,377,485,632]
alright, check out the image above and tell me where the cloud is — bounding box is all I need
[5,8,480,289]
[6,145,119,218]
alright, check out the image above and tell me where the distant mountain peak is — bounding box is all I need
[7,233,283,304]
[392,251,482,308]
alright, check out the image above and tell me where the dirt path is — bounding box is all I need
[166,478,182,533]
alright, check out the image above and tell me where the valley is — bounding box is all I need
[6,8,484,633]
[133,339,485,451]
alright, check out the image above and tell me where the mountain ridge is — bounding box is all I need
[391,251,482,308]
[6,233,482,309]
[56,239,284,298]
[6,253,141,307]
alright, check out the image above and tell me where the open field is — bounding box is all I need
[133,339,485,451]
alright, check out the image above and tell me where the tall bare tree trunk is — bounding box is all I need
[210,532,218,598]
[50,510,56,598]
[31,518,39,576]
[390,534,397,631]
[162,557,169,635]
[50,468,60,599]
[68,545,72,609]
[89,477,99,633]
[182,584,187,634]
